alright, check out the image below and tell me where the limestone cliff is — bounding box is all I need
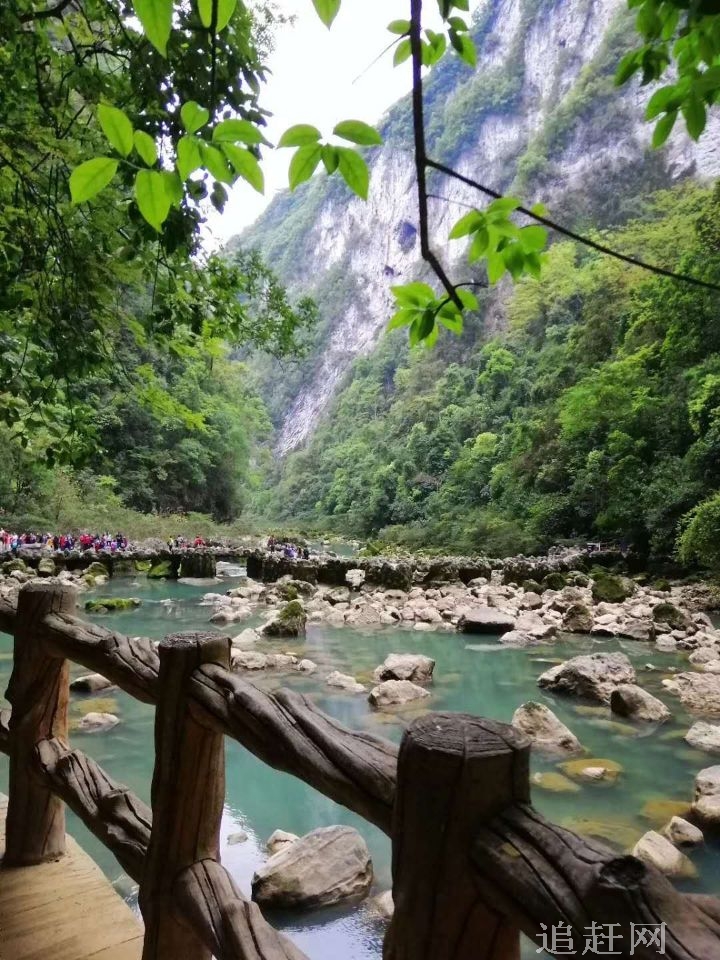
[228,0,720,454]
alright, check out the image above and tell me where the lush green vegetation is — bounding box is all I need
[257,183,720,562]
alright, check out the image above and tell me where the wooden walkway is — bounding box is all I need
[0,795,143,960]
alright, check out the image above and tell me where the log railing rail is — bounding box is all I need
[0,581,718,959]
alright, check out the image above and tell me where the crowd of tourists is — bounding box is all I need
[0,530,130,555]
[166,536,207,549]
[266,535,311,560]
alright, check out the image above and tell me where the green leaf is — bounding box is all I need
[392,282,435,305]
[333,119,382,146]
[530,202,547,217]
[220,144,264,192]
[134,169,171,231]
[438,305,463,333]
[278,124,322,147]
[682,95,707,140]
[468,227,489,261]
[181,101,210,134]
[134,130,158,166]
[488,196,521,216]
[200,142,234,183]
[387,19,410,35]
[289,144,322,190]
[336,147,369,199]
[457,288,479,311]
[97,104,134,157]
[449,210,483,239]
[615,50,640,86]
[519,224,548,253]
[197,0,212,27]
[504,243,527,279]
[394,38,412,66]
[216,0,237,31]
[322,144,339,174]
[212,118,265,144]
[652,109,677,147]
[387,307,417,331]
[177,135,202,180]
[312,0,341,28]
[646,85,678,119]
[133,0,172,56]
[457,33,476,67]
[162,170,183,204]
[486,250,506,283]
[69,157,118,203]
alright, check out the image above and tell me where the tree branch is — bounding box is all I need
[19,0,75,23]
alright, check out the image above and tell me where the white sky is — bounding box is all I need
[206,0,465,244]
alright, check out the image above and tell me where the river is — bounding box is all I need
[0,572,718,958]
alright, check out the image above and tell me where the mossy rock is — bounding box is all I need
[69,696,119,717]
[568,571,590,587]
[542,572,567,592]
[85,561,110,578]
[531,771,580,794]
[147,560,176,579]
[263,600,307,638]
[640,798,691,827]
[521,579,542,594]
[651,579,671,593]
[135,559,152,572]
[562,815,640,851]
[2,558,26,574]
[652,602,689,630]
[591,574,635,604]
[37,557,57,577]
[560,757,623,783]
[85,597,142,613]
[278,583,299,601]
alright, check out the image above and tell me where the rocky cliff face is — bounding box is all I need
[230,0,720,454]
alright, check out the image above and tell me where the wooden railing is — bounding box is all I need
[0,581,718,960]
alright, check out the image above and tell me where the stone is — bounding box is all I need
[515,612,556,639]
[521,591,543,609]
[84,597,141,613]
[37,557,56,577]
[231,628,261,648]
[147,560,175,579]
[511,702,583,756]
[77,712,120,733]
[560,758,623,783]
[662,672,720,715]
[252,825,373,909]
[609,684,671,723]
[296,658,317,673]
[262,600,307,638]
[372,653,435,684]
[70,673,113,693]
[662,816,704,847]
[370,890,394,920]
[457,608,515,634]
[179,552,216,579]
[693,765,720,825]
[641,798,692,827]
[85,560,111,579]
[531,771,580,793]
[368,679,430,709]
[562,603,593,633]
[498,630,543,647]
[227,831,248,845]
[653,602,693,632]
[2,558,26,574]
[209,605,251,624]
[345,568,366,590]
[541,572,567,591]
[266,829,299,856]
[632,831,697,878]
[561,816,639,851]
[266,653,299,669]
[591,575,635,604]
[685,721,720,754]
[326,586,351,605]
[537,652,635,703]
[325,671,366,694]
[231,650,269,671]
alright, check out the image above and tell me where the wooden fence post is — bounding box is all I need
[140,631,230,960]
[383,713,530,960]
[5,581,76,865]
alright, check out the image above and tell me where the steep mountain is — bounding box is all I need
[230,0,720,455]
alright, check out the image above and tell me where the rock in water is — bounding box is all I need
[371,890,394,920]
[179,551,217,578]
[632,831,697,878]
[345,568,366,590]
[77,712,120,733]
[562,603,593,633]
[325,671,366,693]
[70,673,113,693]
[693,765,720,825]
[368,679,430,708]
[373,653,435,683]
[262,600,307,638]
[662,673,720,716]
[457,608,515,634]
[662,816,704,847]
[266,829,299,856]
[252,825,373,909]
[685,721,720,754]
[609,684,671,722]
[538,652,635,703]
[591,574,635,604]
[85,597,142,613]
[511,701,583,756]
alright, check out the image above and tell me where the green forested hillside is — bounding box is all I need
[258,183,720,562]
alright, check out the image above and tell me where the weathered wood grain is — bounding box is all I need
[174,859,310,960]
[384,714,526,960]
[140,632,230,960]
[5,582,76,864]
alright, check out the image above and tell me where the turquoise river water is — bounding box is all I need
[1,572,718,958]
